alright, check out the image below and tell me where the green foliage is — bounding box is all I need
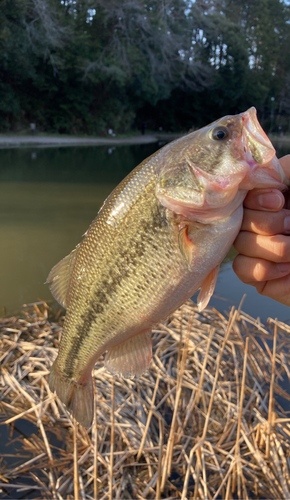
[0,0,289,133]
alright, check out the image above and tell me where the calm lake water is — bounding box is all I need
[0,140,290,322]
[1,139,290,500]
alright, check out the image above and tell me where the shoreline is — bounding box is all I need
[269,134,290,144]
[0,132,288,149]
[0,132,182,149]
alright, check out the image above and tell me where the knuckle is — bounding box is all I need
[252,262,268,281]
[255,282,267,296]
[232,256,245,281]
[265,213,282,234]
[233,255,254,284]
[269,238,289,261]
[243,190,259,208]
[252,211,282,235]
[233,234,242,252]
[232,257,240,274]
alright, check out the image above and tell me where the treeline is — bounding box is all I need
[1,0,290,134]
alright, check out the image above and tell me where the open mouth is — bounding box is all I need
[241,107,275,165]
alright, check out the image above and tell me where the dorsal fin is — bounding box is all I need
[45,249,77,308]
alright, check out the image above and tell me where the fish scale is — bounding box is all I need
[47,107,288,427]
[56,159,186,377]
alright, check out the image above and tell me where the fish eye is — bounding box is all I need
[212,126,229,140]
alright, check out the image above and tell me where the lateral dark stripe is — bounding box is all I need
[63,202,168,379]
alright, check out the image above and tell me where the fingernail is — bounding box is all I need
[257,193,283,210]
[277,262,290,273]
[284,216,290,233]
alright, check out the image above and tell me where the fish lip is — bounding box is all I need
[241,107,275,165]
[240,108,288,188]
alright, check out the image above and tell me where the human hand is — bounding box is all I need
[233,155,290,307]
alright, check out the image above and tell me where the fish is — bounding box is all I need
[46,107,288,427]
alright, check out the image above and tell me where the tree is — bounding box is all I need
[0,0,69,128]
[0,0,290,133]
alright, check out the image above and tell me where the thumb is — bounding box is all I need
[243,189,284,212]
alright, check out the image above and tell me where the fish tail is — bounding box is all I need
[49,360,94,428]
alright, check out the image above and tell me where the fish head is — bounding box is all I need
[156,107,288,222]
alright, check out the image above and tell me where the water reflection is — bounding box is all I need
[0,141,289,320]
[0,144,158,183]
[0,181,115,312]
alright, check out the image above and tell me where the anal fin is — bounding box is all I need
[105,331,152,378]
[197,265,219,312]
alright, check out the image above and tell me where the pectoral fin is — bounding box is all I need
[104,331,152,378]
[197,265,219,312]
[178,226,196,271]
[45,249,77,308]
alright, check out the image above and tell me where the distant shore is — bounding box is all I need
[269,134,290,145]
[0,132,182,149]
[0,131,288,149]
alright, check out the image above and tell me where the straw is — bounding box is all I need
[74,420,79,500]
[109,376,115,500]
[0,299,290,499]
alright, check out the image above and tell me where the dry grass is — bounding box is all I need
[1,299,290,499]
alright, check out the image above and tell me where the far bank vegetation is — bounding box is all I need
[1,0,290,135]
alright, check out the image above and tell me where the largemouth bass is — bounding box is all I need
[47,108,288,427]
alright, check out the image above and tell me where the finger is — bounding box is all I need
[242,156,290,212]
[241,208,290,235]
[279,156,290,210]
[234,231,290,262]
[233,254,290,284]
[255,274,290,307]
[243,189,285,212]
[279,155,290,178]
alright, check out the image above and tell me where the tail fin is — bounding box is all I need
[49,361,93,428]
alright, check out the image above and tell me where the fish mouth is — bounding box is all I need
[241,107,275,165]
[241,107,289,188]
